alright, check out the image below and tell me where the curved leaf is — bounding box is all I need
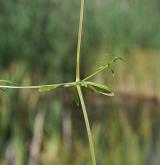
[81,81,114,96]
[0,80,15,85]
[38,82,75,92]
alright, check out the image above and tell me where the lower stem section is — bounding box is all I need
[76,85,96,165]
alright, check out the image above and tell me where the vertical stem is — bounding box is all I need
[77,86,96,165]
[76,0,85,81]
[75,1,96,164]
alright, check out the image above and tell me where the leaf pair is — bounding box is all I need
[80,81,114,96]
[74,81,114,106]
[39,81,113,96]
[38,80,113,106]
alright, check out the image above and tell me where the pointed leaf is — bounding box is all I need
[0,80,15,85]
[39,84,63,92]
[81,81,114,96]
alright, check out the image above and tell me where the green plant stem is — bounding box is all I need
[75,1,96,164]
[76,0,85,81]
[77,85,96,165]
[0,82,76,89]
[83,65,108,81]
[83,56,122,81]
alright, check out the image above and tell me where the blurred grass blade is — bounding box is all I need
[81,81,114,96]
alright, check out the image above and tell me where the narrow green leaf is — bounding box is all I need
[81,81,114,96]
[0,80,15,84]
[38,84,63,92]
[72,87,80,106]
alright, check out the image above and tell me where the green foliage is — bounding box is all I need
[0,80,15,85]
[81,81,114,96]
[0,1,121,164]
[0,0,159,164]
[39,84,67,92]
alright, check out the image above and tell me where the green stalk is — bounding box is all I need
[76,0,85,81]
[75,1,96,164]
[83,56,121,81]
[0,1,118,164]
[77,85,96,165]
[83,65,107,81]
[0,82,76,89]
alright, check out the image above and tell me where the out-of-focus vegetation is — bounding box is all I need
[0,0,160,164]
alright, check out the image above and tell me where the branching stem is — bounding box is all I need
[83,56,122,81]
[0,1,121,165]
[75,1,96,164]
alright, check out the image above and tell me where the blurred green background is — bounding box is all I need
[0,0,160,164]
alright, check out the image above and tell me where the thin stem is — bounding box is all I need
[83,56,122,81]
[76,0,85,81]
[77,85,96,165]
[83,65,108,81]
[0,82,76,89]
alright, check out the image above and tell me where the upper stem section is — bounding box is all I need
[76,0,85,81]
